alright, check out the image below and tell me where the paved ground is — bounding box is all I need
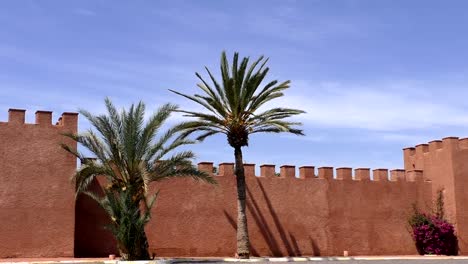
[168,258,468,264]
[332,259,468,264]
[179,261,468,264]
[3,257,468,264]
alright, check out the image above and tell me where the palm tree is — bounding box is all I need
[170,51,305,258]
[62,98,215,260]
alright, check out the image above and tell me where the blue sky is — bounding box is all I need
[2,0,468,172]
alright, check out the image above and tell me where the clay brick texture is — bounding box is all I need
[0,109,77,258]
[1,109,467,258]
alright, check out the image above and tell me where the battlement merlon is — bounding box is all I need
[415,144,429,155]
[390,169,405,181]
[429,140,443,151]
[336,167,352,180]
[8,108,26,124]
[260,164,276,178]
[402,137,468,172]
[35,111,53,125]
[218,162,234,176]
[4,109,78,131]
[299,166,315,179]
[404,137,466,156]
[355,168,370,181]
[280,165,295,178]
[57,112,79,131]
[404,137,463,155]
[244,163,255,177]
[199,162,419,183]
[460,138,468,149]
[373,169,389,181]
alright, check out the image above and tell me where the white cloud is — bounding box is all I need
[271,80,468,131]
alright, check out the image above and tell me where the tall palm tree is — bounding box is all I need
[170,51,305,258]
[62,98,215,260]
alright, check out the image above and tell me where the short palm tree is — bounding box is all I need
[62,98,215,260]
[170,51,305,258]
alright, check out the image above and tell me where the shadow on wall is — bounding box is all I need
[74,178,118,257]
[223,178,321,257]
[76,177,323,257]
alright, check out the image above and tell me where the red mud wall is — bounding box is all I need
[0,109,77,258]
[146,164,431,257]
[76,163,431,257]
[0,108,453,258]
[454,141,468,254]
[74,178,117,257]
[404,137,468,254]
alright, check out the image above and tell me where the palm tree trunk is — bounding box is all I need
[120,206,151,260]
[140,229,151,260]
[135,207,151,260]
[234,146,250,258]
[122,225,150,260]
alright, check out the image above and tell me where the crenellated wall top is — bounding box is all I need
[403,137,468,156]
[0,109,78,129]
[197,162,425,183]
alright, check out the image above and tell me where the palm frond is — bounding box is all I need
[63,99,213,194]
[136,103,177,162]
[151,157,216,184]
[173,121,227,140]
[171,51,305,148]
[168,89,218,115]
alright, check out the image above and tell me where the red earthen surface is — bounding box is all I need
[0,110,77,258]
[74,179,118,257]
[75,163,431,257]
[1,109,467,258]
[404,137,468,253]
